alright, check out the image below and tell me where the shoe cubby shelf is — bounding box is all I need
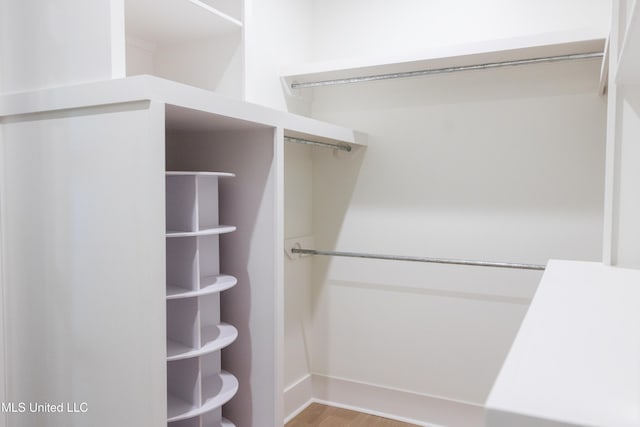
[166,226,237,238]
[167,275,237,300]
[166,172,238,426]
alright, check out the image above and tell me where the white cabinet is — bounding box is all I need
[0,75,364,427]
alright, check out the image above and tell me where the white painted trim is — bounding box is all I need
[274,128,285,427]
[0,121,8,427]
[284,374,485,427]
[110,0,126,79]
[283,374,313,423]
[602,0,621,266]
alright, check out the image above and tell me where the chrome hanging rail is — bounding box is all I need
[284,136,352,152]
[290,51,604,89]
[291,248,546,271]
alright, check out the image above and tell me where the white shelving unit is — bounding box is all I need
[125,0,244,97]
[166,171,239,427]
[0,74,366,427]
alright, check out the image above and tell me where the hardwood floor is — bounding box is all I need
[285,403,420,427]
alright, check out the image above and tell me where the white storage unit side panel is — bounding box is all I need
[0,123,6,427]
[0,101,167,427]
[166,127,281,427]
[614,85,640,268]
[0,0,119,94]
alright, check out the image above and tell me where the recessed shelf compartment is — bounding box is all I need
[166,235,226,292]
[167,275,237,299]
[166,172,235,235]
[167,323,238,362]
[167,371,238,422]
[167,357,202,422]
[126,0,241,45]
[125,0,244,95]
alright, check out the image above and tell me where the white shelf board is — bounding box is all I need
[125,0,242,45]
[167,275,237,299]
[201,371,239,412]
[167,323,238,361]
[166,225,236,237]
[282,29,605,88]
[486,260,640,427]
[168,371,238,422]
[616,0,640,84]
[203,419,235,427]
[166,171,235,178]
[0,75,368,149]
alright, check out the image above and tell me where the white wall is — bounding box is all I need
[309,0,611,62]
[306,59,606,407]
[274,0,611,420]
[244,0,313,112]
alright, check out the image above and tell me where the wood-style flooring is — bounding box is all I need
[285,403,420,427]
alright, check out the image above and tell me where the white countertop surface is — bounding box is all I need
[486,260,640,427]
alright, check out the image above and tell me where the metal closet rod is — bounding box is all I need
[284,136,352,152]
[291,51,604,89]
[291,248,546,271]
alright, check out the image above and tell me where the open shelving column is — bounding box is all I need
[165,172,239,427]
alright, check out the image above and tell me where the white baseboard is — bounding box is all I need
[284,374,485,427]
[283,374,313,424]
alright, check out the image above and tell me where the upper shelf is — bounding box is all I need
[125,0,242,45]
[281,29,606,89]
[0,75,368,150]
[616,0,640,84]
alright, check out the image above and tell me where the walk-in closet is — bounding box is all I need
[0,1,639,427]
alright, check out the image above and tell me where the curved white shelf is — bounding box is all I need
[166,225,236,237]
[166,171,235,178]
[167,275,237,299]
[168,371,239,422]
[126,0,242,46]
[167,323,238,361]
[282,29,605,89]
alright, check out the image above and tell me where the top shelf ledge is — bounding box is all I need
[125,0,242,45]
[281,29,606,89]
